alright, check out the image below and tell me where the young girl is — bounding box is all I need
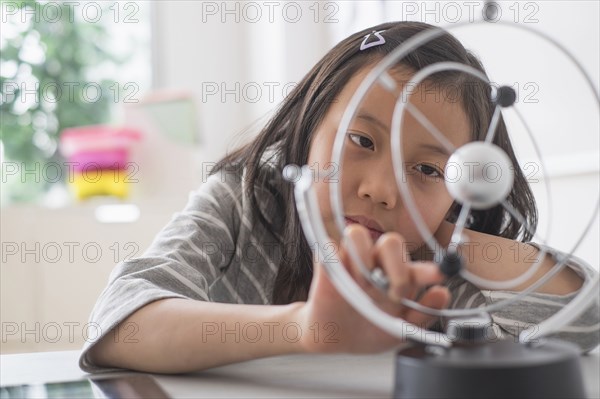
[80,21,599,373]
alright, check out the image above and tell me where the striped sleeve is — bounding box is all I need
[481,245,600,353]
[448,245,600,353]
[78,169,243,373]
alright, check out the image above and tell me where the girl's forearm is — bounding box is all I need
[87,298,306,374]
[434,221,583,295]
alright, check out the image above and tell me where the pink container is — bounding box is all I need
[60,125,142,158]
[67,149,129,172]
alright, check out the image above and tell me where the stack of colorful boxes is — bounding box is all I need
[59,125,142,200]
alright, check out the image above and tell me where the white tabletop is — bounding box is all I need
[1,348,599,398]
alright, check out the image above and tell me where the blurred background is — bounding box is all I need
[1,1,598,353]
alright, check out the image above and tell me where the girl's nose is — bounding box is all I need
[357,167,399,209]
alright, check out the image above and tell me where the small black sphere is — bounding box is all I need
[440,251,463,277]
[493,86,517,107]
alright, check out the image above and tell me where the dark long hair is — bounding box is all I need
[211,21,538,305]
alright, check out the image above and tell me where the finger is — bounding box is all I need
[400,262,447,302]
[408,262,446,287]
[341,224,375,289]
[373,232,411,303]
[403,286,451,329]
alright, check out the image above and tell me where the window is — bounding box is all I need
[1,0,152,206]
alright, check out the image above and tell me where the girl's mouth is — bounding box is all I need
[344,217,384,242]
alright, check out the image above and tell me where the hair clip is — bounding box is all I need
[360,30,386,51]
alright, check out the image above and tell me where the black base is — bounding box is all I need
[394,339,586,399]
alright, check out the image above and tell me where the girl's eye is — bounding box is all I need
[348,133,374,150]
[414,163,443,178]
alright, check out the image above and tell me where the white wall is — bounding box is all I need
[1,1,598,353]
[1,199,183,353]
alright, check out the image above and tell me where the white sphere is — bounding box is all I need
[444,142,514,210]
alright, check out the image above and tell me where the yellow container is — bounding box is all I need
[70,169,130,200]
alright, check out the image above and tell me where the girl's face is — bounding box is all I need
[307,65,471,252]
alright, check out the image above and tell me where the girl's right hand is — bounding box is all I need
[295,223,451,354]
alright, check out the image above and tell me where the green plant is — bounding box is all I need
[1,0,125,204]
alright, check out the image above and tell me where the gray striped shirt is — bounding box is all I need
[79,162,600,373]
